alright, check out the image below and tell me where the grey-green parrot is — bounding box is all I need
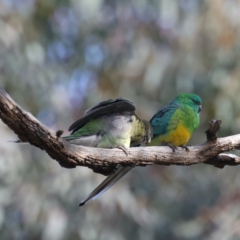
[63,98,153,206]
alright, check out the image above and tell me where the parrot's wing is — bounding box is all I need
[79,166,132,206]
[150,103,180,136]
[69,98,135,133]
[63,120,103,145]
[85,98,135,114]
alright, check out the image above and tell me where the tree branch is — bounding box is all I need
[0,86,240,175]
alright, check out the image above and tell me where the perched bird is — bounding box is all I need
[63,98,153,206]
[69,94,202,206]
[149,93,202,151]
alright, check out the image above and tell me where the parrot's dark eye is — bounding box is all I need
[198,104,202,113]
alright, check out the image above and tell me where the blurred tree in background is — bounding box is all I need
[1,0,240,239]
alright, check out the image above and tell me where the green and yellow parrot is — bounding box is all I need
[77,93,202,206]
[149,93,202,150]
[62,98,153,206]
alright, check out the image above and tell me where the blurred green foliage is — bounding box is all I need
[1,0,240,239]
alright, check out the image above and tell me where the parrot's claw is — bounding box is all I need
[166,143,178,152]
[180,145,189,152]
[116,145,129,156]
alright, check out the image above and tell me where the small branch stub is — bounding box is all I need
[205,153,240,169]
[56,130,64,138]
[205,119,222,141]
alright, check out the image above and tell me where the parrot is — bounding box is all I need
[77,93,202,206]
[149,93,202,150]
[62,98,153,206]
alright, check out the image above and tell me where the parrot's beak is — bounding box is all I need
[198,104,202,113]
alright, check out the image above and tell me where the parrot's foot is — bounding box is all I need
[116,145,129,156]
[166,143,178,152]
[180,145,189,152]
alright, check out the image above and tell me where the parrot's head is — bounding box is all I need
[175,93,202,114]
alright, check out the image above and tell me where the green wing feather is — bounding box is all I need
[64,119,103,140]
[150,103,180,137]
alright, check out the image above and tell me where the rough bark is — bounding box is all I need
[0,86,240,175]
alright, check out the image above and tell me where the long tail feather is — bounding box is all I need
[79,166,132,206]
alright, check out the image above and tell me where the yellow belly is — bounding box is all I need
[150,124,191,146]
